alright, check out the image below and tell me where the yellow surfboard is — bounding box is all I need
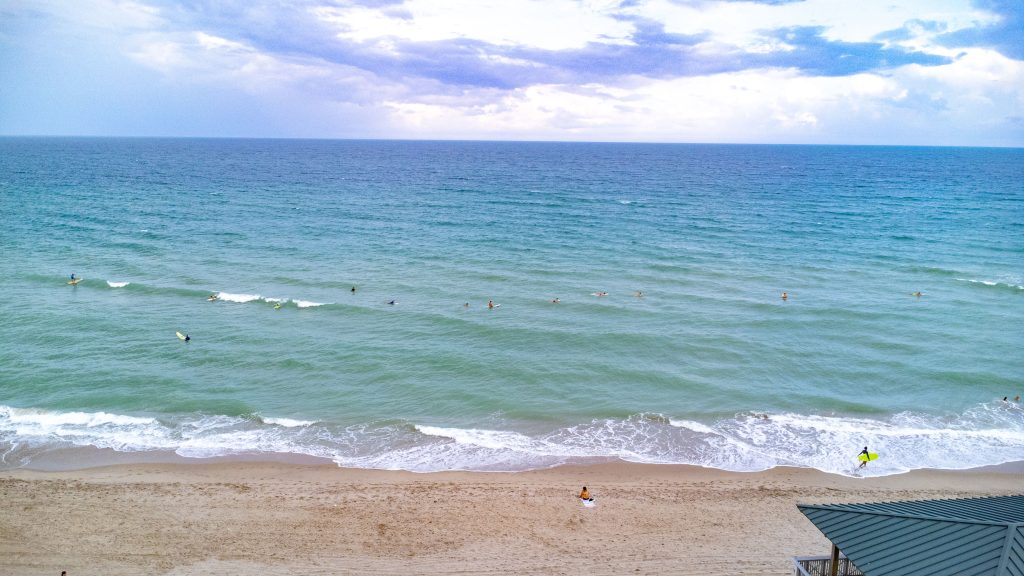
[858,452,879,462]
[176,331,186,341]
[67,279,81,285]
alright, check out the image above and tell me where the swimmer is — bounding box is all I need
[351,286,356,294]
[593,291,608,297]
[1016,395,1021,402]
[464,302,470,308]
[488,300,494,309]
[781,292,788,300]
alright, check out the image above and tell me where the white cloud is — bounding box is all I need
[629,0,998,53]
[310,0,635,51]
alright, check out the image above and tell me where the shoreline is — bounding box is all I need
[3,460,1020,575]
[8,443,1024,477]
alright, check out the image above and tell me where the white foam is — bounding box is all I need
[216,292,262,303]
[2,404,1021,475]
[264,417,315,428]
[106,281,130,288]
[416,425,537,451]
[294,300,327,308]
[956,278,1024,290]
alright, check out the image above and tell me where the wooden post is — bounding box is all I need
[830,543,841,576]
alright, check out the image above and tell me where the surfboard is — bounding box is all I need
[176,331,186,341]
[581,499,596,508]
[858,452,879,462]
[67,279,81,285]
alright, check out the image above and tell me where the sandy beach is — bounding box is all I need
[1,460,1019,576]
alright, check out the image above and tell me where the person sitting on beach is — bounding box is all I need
[858,446,869,469]
[579,486,593,501]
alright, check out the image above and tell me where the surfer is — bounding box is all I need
[858,446,869,469]
[488,300,494,309]
[351,286,356,294]
[388,300,395,305]
[70,273,76,282]
[912,291,923,297]
[552,297,560,304]
[781,292,788,301]
[579,486,593,502]
[634,290,644,298]
[184,334,190,343]
[208,294,218,301]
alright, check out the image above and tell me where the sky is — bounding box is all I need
[0,0,1022,145]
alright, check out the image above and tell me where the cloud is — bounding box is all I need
[937,0,1024,59]
[0,0,1021,144]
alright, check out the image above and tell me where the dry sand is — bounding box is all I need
[1,461,1020,576]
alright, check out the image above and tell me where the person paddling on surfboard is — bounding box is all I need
[858,446,870,468]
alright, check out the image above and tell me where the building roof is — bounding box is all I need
[798,495,1024,576]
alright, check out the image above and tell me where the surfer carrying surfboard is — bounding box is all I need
[858,446,870,468]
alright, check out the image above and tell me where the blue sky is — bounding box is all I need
[1,0,1021,145]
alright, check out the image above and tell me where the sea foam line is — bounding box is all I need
[1,404,1021,475]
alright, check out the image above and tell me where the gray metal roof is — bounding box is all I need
[798,495,1024,576]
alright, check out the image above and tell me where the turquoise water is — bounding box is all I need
[1,138,1022,475]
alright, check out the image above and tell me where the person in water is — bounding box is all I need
[388,300,395,305]
[351,286,356,293]
[858,446,870,468]
[184,334,191,342]
[781,292,788,300]
[488,300,494,309]
[579,486,593,501]
[208,294,218,301]
[552,297,560,304]
[70,273,76,281]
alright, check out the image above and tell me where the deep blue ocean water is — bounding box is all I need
[1,138,1021,475]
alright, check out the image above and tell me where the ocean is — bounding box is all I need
[1,137,1021,476]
